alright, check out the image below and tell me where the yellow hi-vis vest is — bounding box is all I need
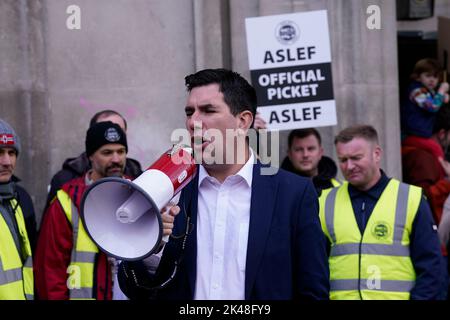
[0,199,34,300]
[319,179,421,300]
[330,178,342,187]
[57,189,98,300]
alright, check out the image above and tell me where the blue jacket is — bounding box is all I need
[401,81,440,138]
[119,163,330,300]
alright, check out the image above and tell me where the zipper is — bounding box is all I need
[358,201,365,300]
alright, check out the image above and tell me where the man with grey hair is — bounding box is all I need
[0,119,36,299]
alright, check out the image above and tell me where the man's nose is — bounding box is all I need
[187,112,201,131]
[0,155,12,166]
[111,152,122,163]
[346,160,355,170]
[188,120,203,135]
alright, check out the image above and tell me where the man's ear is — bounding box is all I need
[373,144,382,163]
[319,146,324,158]
[237,110,254,131]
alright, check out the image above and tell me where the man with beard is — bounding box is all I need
[34,121,128,300]
[45,109,142,210]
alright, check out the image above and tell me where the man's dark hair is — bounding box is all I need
[89,110,127,131]
[334,125,379,145]
[433,106,450,134]
[184,69,257,118]
[288,128,322,148]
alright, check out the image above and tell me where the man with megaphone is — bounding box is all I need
[118,68,330,300]
[34,121,130,300]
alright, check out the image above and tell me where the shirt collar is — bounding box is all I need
[85,170,94,186]
[0,181,15,201]
[348,170,390,200]
[198,148,255,187]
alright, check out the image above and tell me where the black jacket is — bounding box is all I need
[281,155,339,196]
[45,152,143,209]
[7,176,37,252]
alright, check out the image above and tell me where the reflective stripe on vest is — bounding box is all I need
[319,180,420,300]
[0,200,34,300]
[57,190,98,300]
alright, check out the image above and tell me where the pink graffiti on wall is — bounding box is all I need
[79,97,148,160]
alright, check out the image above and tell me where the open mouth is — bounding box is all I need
[191,135,214,150]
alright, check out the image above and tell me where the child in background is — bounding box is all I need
[401,58,449,139]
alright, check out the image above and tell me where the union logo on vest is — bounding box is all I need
[372,221,391,240]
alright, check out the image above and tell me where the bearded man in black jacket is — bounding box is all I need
[45,110,142,209]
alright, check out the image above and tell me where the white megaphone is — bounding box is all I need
[80,144,197,261]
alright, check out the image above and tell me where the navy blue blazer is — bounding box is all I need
[119,163,330,300]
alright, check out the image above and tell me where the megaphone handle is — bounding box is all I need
[161,192,182,244]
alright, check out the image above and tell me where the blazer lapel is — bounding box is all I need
[244,162,278,299]
[182,171,199,299]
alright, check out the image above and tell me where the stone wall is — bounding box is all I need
[0,0,414,223]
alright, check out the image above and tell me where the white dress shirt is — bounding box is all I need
[194,150,254,300]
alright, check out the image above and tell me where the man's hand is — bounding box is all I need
[253,112,267,130]
[438,82,449,95]
[161,205,180,237]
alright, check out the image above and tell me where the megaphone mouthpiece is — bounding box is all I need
[116,191,152,224]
